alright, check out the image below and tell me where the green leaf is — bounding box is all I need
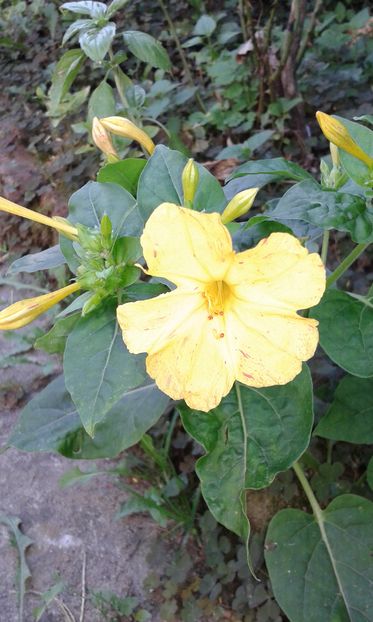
[62,18,92,45]
[7,245,66,275]
[35,314,80,354]
[137,145,227,221]
[59,235,80,274]
[61,1,107,17]
[311,289,373,378]
[79,22,116,62]
[68,181,143,238]
[64,303,146,435]
[265,494,373,622]
[87,80,116,124]
[97,159,146,196]
[106,0,130,18]
[33,580,65,622]
[0,514,33,622]
[335,116,373,187]
[9,375,169,459]
[271,180,373,242]
[367,457,373,491]
[228,157,312,182]
[315,375,373,443]
[179,367,313,539]
[193,15,217,36]
[58,465,104,488]
[48,49,85,112]
[123,30,171,70]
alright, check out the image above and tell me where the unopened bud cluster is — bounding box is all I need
[76,216,141,315]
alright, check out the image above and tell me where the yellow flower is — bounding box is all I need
[316,111,373,168]
[100,116,155,155]
[0,282,81,330]
[221,188,259,224]
[117,203,325,411]
[0,196,78,239]
[92,117,119,162]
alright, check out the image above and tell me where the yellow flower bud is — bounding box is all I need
[0,196,78,239]
[100,116,155,155]
[316,111,373,168]
[0,282,81,330]
[221,188,259,224]
[92,117,119,162]
[182,159,199,206]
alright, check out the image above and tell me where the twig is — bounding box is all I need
[79,550,87,622]
[296,0,323,67]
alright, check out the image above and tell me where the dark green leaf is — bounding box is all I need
[123,30,171,70]
[61,1,107,17]
[179,367,313,538]
[315,375,373,443]
[68,181,143,238]
[271,180,373,243]
[35,314,80,354]
[64,303,146,435]
[9,375,169,459]
[48,49,85,112]
[193,15,217,36]
[137,145,227,221]
[7,246,66,275]
[79,22,116,62]
[97,159,146,196]
[311,289,373,377]
[57,292,91,318]
[87,80,116,124]
[265,494,373,622]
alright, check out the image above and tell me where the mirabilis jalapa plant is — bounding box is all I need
[1,112,373,621]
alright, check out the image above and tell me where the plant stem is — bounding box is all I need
[157,0,206,113]
[326,242,370,288]
[292,460,348,608]
[326,440,334,465]
[163,409,179,459]
[321,230,330,265]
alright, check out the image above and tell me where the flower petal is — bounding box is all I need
[226,232,325,311]
[141,203,234,287]
[225,302,318,387]
[117,289,235,410]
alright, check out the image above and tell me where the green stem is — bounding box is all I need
[293,460,348,609]
[157,0,206,113]
[326,440,334,465]
[326,242,370,288]
[321,230,330,265]
[163,409,179,459]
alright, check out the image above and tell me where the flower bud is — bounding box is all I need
[182,159,199,207]
[100,214,112,240]
[92,117,119,162]
[0,282,80,330]
[0,196,78,239]
[316,111,373,168]
[82,292,105,316]
[100,116,155,155]
[329,142,340,168]
[221,188,259,224]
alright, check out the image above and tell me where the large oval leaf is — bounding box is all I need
[7,246,66,275]
[122,30,171,70]
[8,375,169,459]
[97,159,146,196]
[179,367,313,539]
[311,289,373,377]
[315,375,373,443]
[79,22,116,62]
[137,145,227,221]
[64,303,146,435]
[271,180,373,243]
[68,181,143,238]
[336,116,373,187]
[265,494,373,622]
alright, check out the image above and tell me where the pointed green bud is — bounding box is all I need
[221,188,259,224]
[182,159,199,207]
[82,292,105,316]
[100,214,112,240]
